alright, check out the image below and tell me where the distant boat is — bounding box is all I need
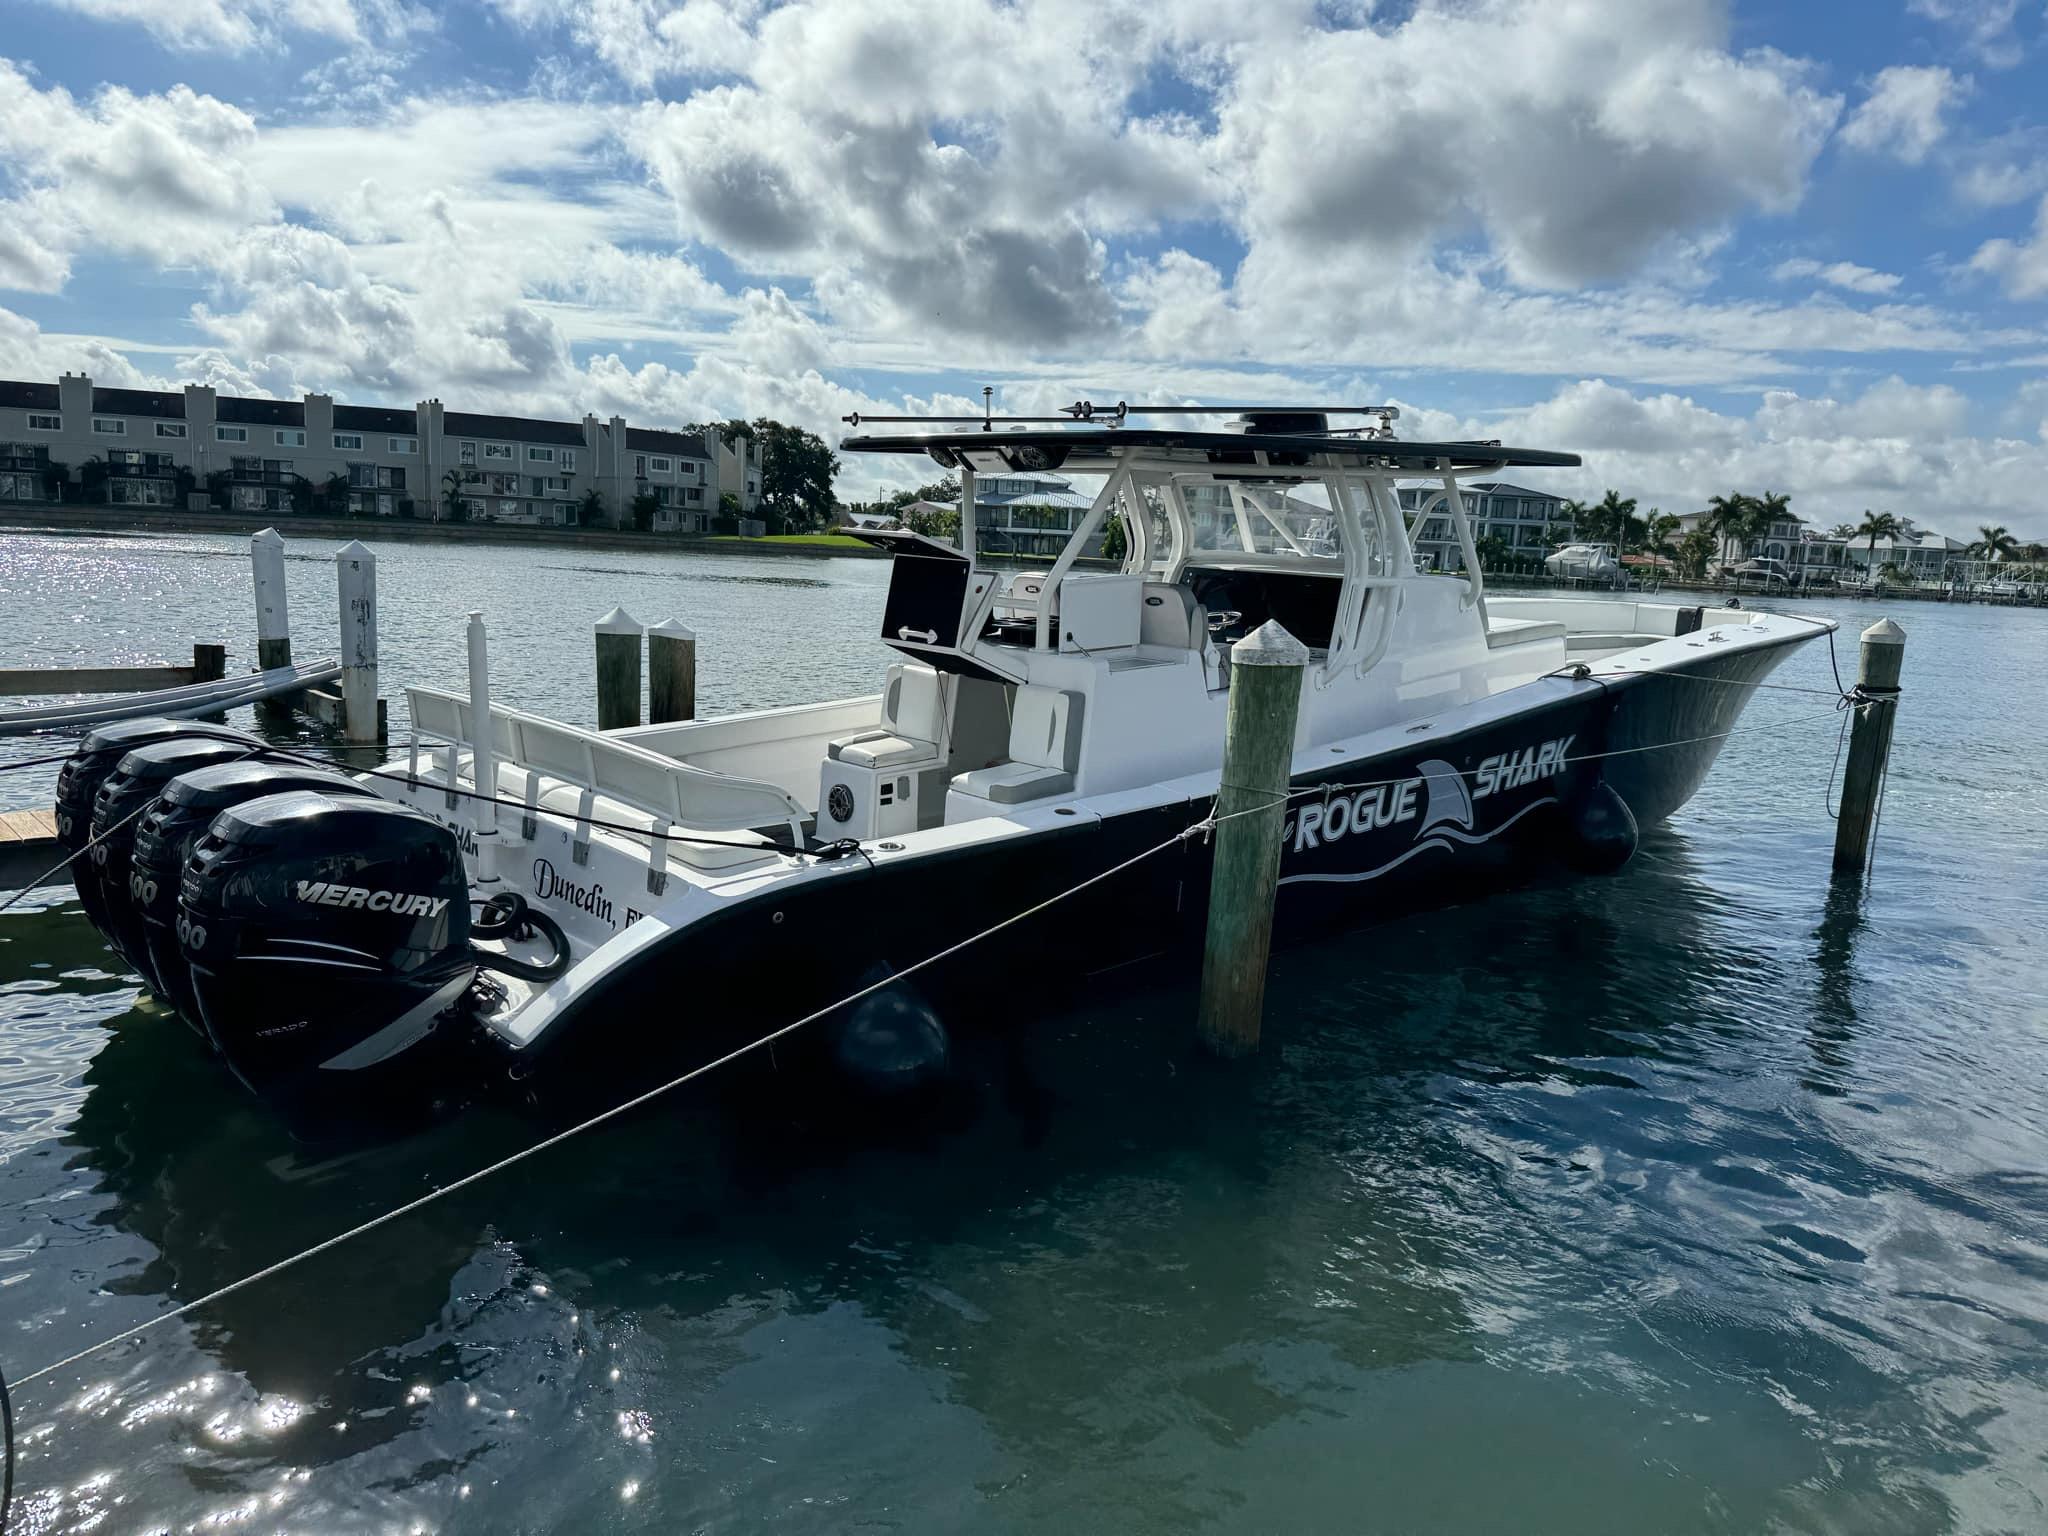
[1544,542,1620,582]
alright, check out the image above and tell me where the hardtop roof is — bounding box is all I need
[839,427,1579,473]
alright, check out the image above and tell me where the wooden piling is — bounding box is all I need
[191,642,226,682]
[1197,620,1308,1058]
[1832,618,1905,877]
[594,606,643,731]
[648,618,696,724]
[251,527,292,671]
[336,540,381,744]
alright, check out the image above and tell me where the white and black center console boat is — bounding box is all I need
[56,404,1832,1115]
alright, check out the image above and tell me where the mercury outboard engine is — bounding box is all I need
[89,735,266,984]
[131,759,374,1033]
[182,790,477,1101]
[54,718,257,929]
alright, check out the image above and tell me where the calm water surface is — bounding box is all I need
[2,529,2046,1533]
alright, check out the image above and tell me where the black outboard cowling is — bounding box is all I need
[132,760,374,1033]
[55,718,257,928]
[182,790,476,1101]
[90,736,264,984]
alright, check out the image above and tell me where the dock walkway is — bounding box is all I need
[0,807,65,891]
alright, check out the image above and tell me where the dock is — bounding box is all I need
[0,807,65,891]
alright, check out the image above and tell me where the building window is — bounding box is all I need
[634,455,646,477]
[459,441,477,466]
[92,417,126,435]
[483,443,513,460]
[389,437,416,454]
[333,432,364,450]
[27,413,60,431]
[155,421,187,439]
[526,446,554,463]
[278,429,306,447]
[216,425,248,442]
[649,457,671,473]
[561,449,576,471]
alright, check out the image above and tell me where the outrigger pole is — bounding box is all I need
[842,400,1403,432]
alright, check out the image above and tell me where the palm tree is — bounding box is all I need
[1855,509,1903,578]
[1589,489,1641,552]
[1703,493,1753,569]
[441,468,467,524]
[1644,510,1681,560]
[1827,522,1858,541]
[1974,524,2017,562]
[1556,499,1588,545]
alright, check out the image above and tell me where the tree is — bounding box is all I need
[903,500,960,543]
[1674,527,1717,579]
[1827,522,1858,540]
[1099,511,1129,563]
[577,487,605,527]
[76,454,109,503]
[40,458,68,499]
[1703,493,1754,568]
[322,472,351,516]
[1855,509,1903,573]
[205,468,231,509]
[1974,524,2017,562]
[441,468,468,524]
[1556,499,1587,543]
[746,417,839,533]
[172,465,196,507]
[1644,510,1681,559]
[1593,489,1642,552]
[630,491,659,532]
[288,473,314,516]
[1473,531,1510,568]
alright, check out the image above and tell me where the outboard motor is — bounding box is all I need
[89,736,265,983]
[54,718,257,928]
[182,790,477,1102]
[131,760,374,1033]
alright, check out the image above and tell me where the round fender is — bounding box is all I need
[1562,779,1638,874]
[831,984,950,1096]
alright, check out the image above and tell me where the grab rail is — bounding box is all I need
[405,687,805,845]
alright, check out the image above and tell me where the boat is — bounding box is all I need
[1543,542,1620,583]
[51,405,1834,1115]
[0,658,340,736]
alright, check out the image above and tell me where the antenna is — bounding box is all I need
[982,385,993,432]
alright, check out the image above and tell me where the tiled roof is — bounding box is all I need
[334,404,417,434]
[0,380,61,410]
[444,411,586,447]
[92,387,185,418]
[624,426,709,456]
[216,395,306,427]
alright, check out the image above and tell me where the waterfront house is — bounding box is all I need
[968,470,1102,558]
[1396,481,1572,569]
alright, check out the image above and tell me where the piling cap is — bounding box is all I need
[335,539,374,561]
[1861,617,1906,645]
[648,617,696,640]
[251,527,282,546]
[594,605,644,635]
[1231,619,1310,667]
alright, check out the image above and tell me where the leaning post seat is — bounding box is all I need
[948,686,1085,808]
[828,661,945,769]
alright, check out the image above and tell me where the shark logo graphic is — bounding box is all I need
[1279,747,1564,888]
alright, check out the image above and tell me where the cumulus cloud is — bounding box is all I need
[1969,194,2048,299]
[28,0,428,54]
[1906,0,2025,69]
[1771,258,1904,295]
[1838,65,1969,165]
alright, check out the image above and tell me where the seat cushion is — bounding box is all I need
[950,763,1073,805]
[836,732,941,770]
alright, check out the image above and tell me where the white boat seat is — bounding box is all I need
[1139,583,1209,649]
[829,661,943,766]
[949,685,1083,806]
[534,783,779,872]
[1486,618,1569,650]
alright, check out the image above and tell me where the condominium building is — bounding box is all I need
[1396,480,1571,569]
[0,373,766,532]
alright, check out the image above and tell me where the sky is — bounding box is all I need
[0,0,2045,533]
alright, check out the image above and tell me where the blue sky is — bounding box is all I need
[1,0,2044,530]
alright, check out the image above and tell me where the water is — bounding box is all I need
[3,529,2047,1533]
